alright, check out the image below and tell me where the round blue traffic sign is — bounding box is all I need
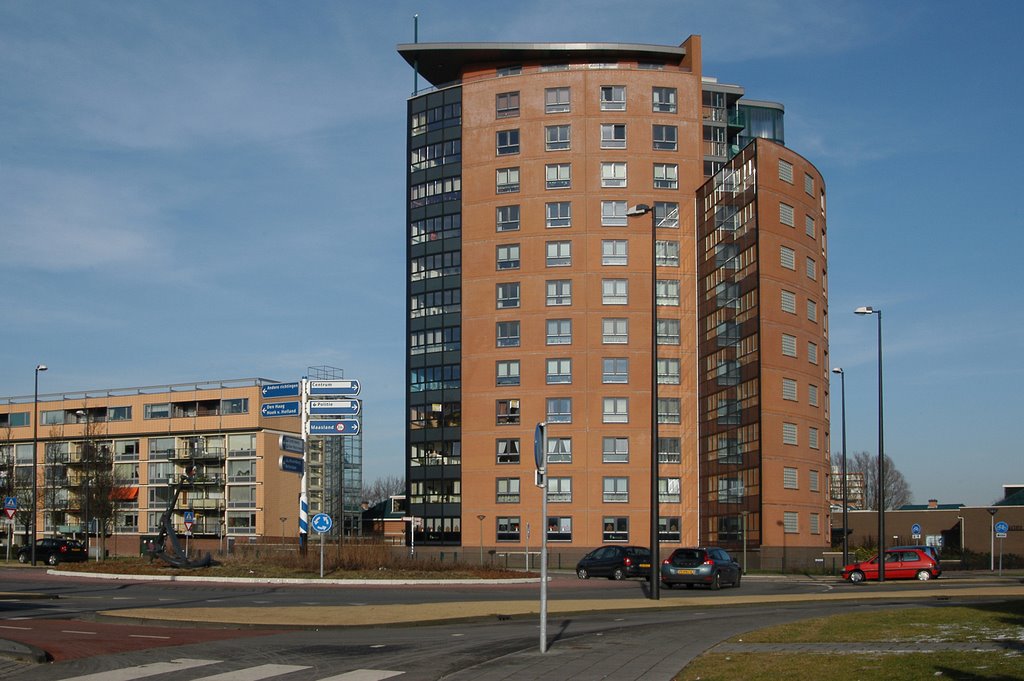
[995,521,1009,534]
[911,523,921,535]
[311,513,333,534]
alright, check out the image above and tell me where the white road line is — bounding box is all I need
[54,658,220,681]
[0,625,32,630]
[61,630,98,635]
[317,671,404,681]
[192,663,310,681]
[129,634,171,639]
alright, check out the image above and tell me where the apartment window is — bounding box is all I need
[716,243,739,270]
[783,512,799,534]
[496,91,520,118]
[602,437,629,463]
[542,63,569,72]
[782,378,798,401]
[547,477,572,503]
[497,516,521,541]
[600,85,626,110]
[144,403,171,420]
[601,200,628,226]
[652,86,677,112]
[496,439,520,464]
[781,289,797,314]
[717,438,740,464]
[806,215,815,238]
[808,384,819,407]
[496,243,520,270]
[545,87,571,113]
[659,477,681,503]
[497,205,520,232]
[496,129,520,155]
[805,173,815,196]
[806,257,817,280]
[780,245,796,269]
[497,282,520,309]
[602,240,628,266]
[546,398,572,423]
[657,358,680,384]
[601,162,627,187]
[653,124,677,150]
[603,477,629,503]
[778,159,794,183]
[658,437,681,464]
[807,299,818,322]
[782,423,798,446]
[717,360,740,386]
[545,124,571,151]
[657,318,680,345]
[546,201,572,228]
[546,279,572,306]
[717,320,740,346]
[779,202,795,227]
[546,319,572,345]
[546,163,571,189]
[603,397,628,423]
[809,427,820,450]
[600,123,626,149]
[719,478,744,503]
[658,397,681,424]
[659,516,682,542]
[808,341,819,364]
[496,320,520,347]
[497,167,520,193]
[654,163,678,189]
[496,399,521,425]
[656,279,680,306]
[496,360,520,386]
[547,437,572,463]
[783,467,798,489]
[547,516,572,541]
[497,65,521,77]
[782,334,797,357]
[497,477,521,503]
[602,318,628,344]
[809,469,821,493]
[655,240,679,266]
[654,201,679,228]
[602,278,628,304]
[603,517,629,542]
[810,513,820,535]
[602,358,629,384]
[546,240,572,267]
[546,358,572,384]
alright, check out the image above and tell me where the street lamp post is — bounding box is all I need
[832,367,849,566]
[477,514,486,565]
[987,508,997,571]
[30,364,47,566]
[626,203,659,600]
[280,516,287,543]
[855,306,885,582]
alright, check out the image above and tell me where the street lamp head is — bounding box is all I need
[36,364,47,372]
[854,306,877,315]
[626,203,652,217]
[832,367,844,375]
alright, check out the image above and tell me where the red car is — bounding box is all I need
[842,548,941,583]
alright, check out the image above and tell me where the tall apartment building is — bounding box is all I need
[399,36,829,565]
[0,379,308,552]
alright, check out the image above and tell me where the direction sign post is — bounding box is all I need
[261,382,301,399]
[306,420,360,436]
[279,435,304,455]
[261,401,300,418]
[307,380,360,397]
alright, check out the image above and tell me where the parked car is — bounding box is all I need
[890,545,941,567]
[576,545,652,580]
[842,548,941,583]
[16,538,88,566]
[661,547,741,590]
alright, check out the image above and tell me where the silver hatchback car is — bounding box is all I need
[661,546,741,590]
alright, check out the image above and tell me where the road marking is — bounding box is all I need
[61,630,98,635]
[192,664,310,680]
[129,634,171,639]
[369,644,386,649]
[0,625,32,630]
[53,658,220,681]
[317,671,404,681]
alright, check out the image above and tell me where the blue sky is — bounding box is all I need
[2,1,1021,506]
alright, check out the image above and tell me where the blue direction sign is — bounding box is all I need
[307,419,360,435]
[279,455,304,475]
[279,435,304,455]
[261,382,300,399]
[311,513,333,534]
[995,521,1009,534]
[307,380,360,397]
[307,400,360,416]
[261,401,300,418]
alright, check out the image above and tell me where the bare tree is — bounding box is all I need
[848,450,912,510]
[361,474,405,507]
[76,417,121,560]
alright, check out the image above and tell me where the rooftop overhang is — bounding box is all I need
[397,41,689,88]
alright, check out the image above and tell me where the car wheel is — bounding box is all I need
[710,572,722,590]
[576,568,589,580]
[916,570,932,581]
[17,552,28,564]
[47,554,59,566]
[663,581,674,589]
[733,573,742,588]
[611,568,625,581]
[849,570,865,584]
